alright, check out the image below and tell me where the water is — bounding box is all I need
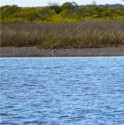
[0,57,124,125]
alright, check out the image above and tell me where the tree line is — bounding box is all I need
[0,2,124,23]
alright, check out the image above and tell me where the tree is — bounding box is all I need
[1,5,21,19]
[61,2,78,12]
[48,2,61,14]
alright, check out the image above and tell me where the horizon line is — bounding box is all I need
[1,3,124,7]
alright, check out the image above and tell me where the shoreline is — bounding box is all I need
[0,47,124,57]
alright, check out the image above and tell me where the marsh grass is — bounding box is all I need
[1,21,124,48]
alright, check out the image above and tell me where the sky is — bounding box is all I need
[0,0,124,7]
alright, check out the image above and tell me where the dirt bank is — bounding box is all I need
[0,47,124,57]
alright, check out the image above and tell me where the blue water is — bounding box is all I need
[0,57,124,125]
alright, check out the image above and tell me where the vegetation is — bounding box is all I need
[1,21,124,48]
[0,2,124,23]
[0,2,124,48]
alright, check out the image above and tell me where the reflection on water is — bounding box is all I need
[0,57,124,125]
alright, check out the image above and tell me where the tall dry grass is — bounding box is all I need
[1,21,124,48]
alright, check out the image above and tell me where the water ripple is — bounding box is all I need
[0,57,124,125]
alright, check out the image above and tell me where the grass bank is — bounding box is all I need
[1,21,124,48]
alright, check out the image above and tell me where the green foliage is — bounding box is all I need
[48,2,62,14]
[1,5,21,19]
[13,8,41,22]
[0,3,124,23]
[39,7,56,21]
[61,2,78,11]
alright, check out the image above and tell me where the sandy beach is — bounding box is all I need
[0,47,124,57]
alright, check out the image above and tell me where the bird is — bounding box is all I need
[52,48,56,56]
